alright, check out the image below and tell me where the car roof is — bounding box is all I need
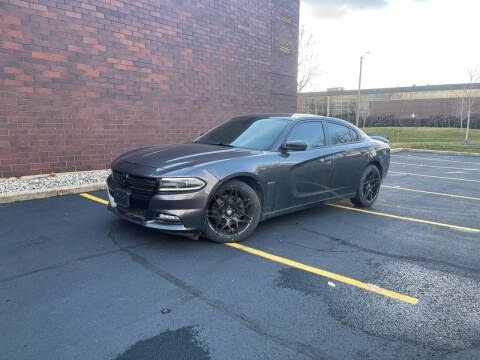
[236,113,316,119]
[233,114,356,127]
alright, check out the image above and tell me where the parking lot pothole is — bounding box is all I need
[275,262,480,353]
[115,326,210,360]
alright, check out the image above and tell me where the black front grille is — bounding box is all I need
[113,171,158,194]
[112,170,125,185]
[126,174,158,194]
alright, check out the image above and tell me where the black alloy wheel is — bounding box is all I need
[351,164,381,207]
[204,180,261,243]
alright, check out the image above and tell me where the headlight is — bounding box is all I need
[158,177,206,192]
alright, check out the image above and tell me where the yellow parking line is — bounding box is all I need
[79,192,418,304]
[390,171,480,183]
[80,193,109,204]
[383,185,480,201]
[327,203,480,233]
[391,161,480,171]
[393,154,480,165]
[226,243,418,304]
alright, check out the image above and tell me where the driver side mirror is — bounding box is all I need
[282,141,308,152]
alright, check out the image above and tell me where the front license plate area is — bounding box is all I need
[114,189,131,208]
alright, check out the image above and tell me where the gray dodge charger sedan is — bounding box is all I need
[106,114,390,242]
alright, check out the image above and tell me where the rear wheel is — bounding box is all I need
[203,180,261,243]
[351,164,381,207]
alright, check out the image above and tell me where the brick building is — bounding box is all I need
[0,0,299,178]
[298,83,480,127]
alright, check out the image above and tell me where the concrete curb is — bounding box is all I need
[21,169,110,181]
[0,182,107,204]
[391,147,480,157]
[390,148,480,156]
[0,169,110,182]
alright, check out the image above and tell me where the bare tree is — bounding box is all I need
[464,65,480,143]
[297,25,321,93]
[454,96,465,128]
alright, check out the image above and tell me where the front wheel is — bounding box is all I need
[351,165,381,207]
[203,180,261,243]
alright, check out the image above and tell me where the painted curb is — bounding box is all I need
[0,182,107,204]
[391,147,480,157]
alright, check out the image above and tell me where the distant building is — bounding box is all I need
[326,87,345,92]
[298,83,480,127]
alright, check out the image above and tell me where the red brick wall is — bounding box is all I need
[0,0,299,177]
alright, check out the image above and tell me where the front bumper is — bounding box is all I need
[106,175,211,236]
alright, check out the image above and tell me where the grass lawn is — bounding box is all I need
[362,127,480,153]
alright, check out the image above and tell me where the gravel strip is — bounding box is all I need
[0,170,111,194]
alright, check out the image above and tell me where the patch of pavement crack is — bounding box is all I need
[299,226,480,277]
[108,228,333,360]
[0,242,147,284]
[275,261,480,354]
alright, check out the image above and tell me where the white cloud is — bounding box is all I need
[300,0,480,91]
[302,0,389,19]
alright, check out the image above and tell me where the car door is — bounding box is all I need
[324,122,369,196]
[276,121,336,210]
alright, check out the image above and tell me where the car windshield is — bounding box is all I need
[194,117,289,150]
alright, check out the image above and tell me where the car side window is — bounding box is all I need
[286,122,325,149]
[326,122,353,145]
[349,128,359,142]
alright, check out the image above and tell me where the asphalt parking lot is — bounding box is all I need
[1,151,480,360]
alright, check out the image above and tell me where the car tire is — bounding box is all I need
[351,164,381,207]
[203,180,261,243]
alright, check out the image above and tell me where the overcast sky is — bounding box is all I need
[300,0,480,92]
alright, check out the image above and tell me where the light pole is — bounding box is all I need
[355,51,369,127]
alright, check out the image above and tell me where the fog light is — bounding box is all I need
[156,213,181,222]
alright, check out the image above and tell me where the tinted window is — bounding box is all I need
[195,117,289,150]
[349,128,359,142]
[326,123,353,144]
[286,122,325,149]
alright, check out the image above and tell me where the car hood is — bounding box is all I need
[115,143,262,172]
